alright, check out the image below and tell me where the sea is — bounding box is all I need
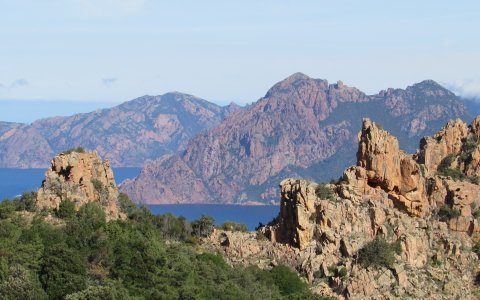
[0,168,279,230]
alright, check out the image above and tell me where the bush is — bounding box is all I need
[438,204,461,220]
[357,238,401,269]
[63,147,86,154]
[191,215,215,237]
[0,200,16,219]
[56,199,76,219]
[220,221,248,232]
[315,184,335,201]
[270,265,309,296]
[14,192,37,212]
[436,154,466,181]
[473,241,480,257]
[437,154,455,172]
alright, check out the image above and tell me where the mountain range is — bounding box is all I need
[1,72,478,204]
[0,93,239,167]
[120,73,473,204]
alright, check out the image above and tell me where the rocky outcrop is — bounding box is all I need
[417,119,469,174]
[0,93,238,168]
[266,179,317,249]
[344,119,428,216]
[206,117,480,299]
[122,74,470,204]
[36,150,123,220]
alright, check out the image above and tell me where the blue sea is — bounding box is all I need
[0,168,279,230]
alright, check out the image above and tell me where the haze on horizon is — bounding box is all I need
[1,0,480,123]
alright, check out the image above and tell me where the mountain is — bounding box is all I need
[0,93,239,168]
[121,73,471,204]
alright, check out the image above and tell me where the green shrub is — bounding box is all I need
[357,238,401,269]
[56,199,76,219]
[473,241,480,257]
[315,184,335,201]
[63,147,86,154]
[220,221,248,232]
[437,154,455,172]
[436,154,467,181]
[0,200,16,219]
[270,265,309,296]
[14,192,37,212]
[191,215,215,237]
[428,254,442,267]
[438,204,461,220]
[90,179,104,193]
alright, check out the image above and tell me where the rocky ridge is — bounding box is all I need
[36,150,123,220]
[122,73,470,204]
[205,117,480,299]
[0,93,238,167]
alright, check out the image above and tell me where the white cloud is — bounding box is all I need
[445,79,480,100]
[73,0,146,17]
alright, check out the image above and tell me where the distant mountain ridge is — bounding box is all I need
[120,73,473,205]
[0,93,240,168]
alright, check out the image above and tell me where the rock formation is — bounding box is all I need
[122,73,470,205]
[206,117,480,299]
[36,150,123,220]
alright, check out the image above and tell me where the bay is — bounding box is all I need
[0,167,142,200]
[147,204,279,231]
[0,168,279,230]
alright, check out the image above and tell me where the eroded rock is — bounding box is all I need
[36,150,123,220]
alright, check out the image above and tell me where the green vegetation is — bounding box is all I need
[63,147,86,154]
[90,179,104,192]
[55,199,76,219]
[460,135,480,161]
[220,220,248,232]
[315,183,335,201]
[438,204,461,220]
[436,154,464,180]
[436,154,480,183]
[0,194,327,299]
[357,237,401,269]
[473,241,480,258]
[191,214,215,237]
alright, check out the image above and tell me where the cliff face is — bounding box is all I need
[122,73,469,204]
[0,93,237,168]
[36,150,123,220]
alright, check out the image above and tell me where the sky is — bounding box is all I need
[1,0,480,122]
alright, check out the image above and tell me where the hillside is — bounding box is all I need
[121,73,471,204]
[0,93,239,168]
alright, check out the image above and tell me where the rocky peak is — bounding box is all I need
[251,117,480,298]
[355,118,427,216]
[407,79,455,97]
[417,119,469,174]
[36,149,122,220]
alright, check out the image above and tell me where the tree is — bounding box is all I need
[270,265,309,296]
[191,215,215,237]
[357,238,401,269]
[15,192,37,212]
[0,264,48,300]
[56,199,76,219]
[40,245,87,299]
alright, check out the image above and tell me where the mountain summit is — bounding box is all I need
[121,74,470,204]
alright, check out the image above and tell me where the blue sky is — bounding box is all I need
[1,0,480,122]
